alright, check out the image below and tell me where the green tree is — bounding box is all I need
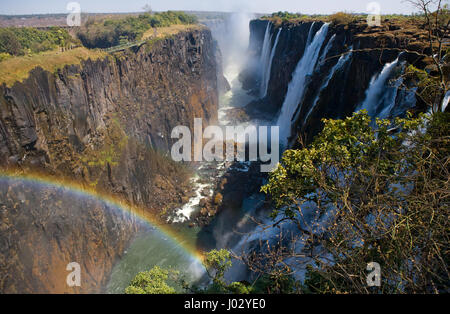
[125,266,177,294]
[261,111,449,293]
[0,29,22,56]
[405,0,449,112]
[77,11,197,49]
[0,52,12,62]
[202,249,234,293]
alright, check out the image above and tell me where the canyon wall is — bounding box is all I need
[0,28,220,293]
[243,19,430,144]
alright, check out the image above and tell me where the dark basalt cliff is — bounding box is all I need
[242,19,431,143]
[0,28,219,293]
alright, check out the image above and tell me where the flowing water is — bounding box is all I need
[106,13,258,292]
[259,24,282,99]
[357,56,401,117]
[276,23,330,147]
[107,16,420,293]
[442,90,450,112]
[302,49,352,125]
[259,22,273,97]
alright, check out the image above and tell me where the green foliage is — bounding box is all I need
[262,11,309,24]
[125,113,448,295]
[262,12,363,24]
[406,64,447,112]
[0,52,12,62]
[125,266,178,294]
[252,272,300,294]
[78,11,197,48]
[81,118,128,168]
[227,282,252,294]
[0,27,75,56]
[0,28,22,56]
[270,11,304,20]
[193,250,250,294]
[262,111,449,293]
[203,249,232,291]
[126,249,312,294]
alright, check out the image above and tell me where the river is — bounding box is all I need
[106,13,266,292]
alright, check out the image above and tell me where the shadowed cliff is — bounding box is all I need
[0,28,220,293]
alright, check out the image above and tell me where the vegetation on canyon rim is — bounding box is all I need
[77,11,198,48]
[0,11,199,86]
[0,26,76,57]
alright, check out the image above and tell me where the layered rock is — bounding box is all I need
[0,28,220,293]
[242,18,431,143]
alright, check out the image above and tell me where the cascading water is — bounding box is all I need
[357,56,401,117]
[441,90,450,112]
[377,76,404,119]
[208,13,256,125]
[303,50,353,126]
[260,28,282,98]
[108,13,257,292]
[259,23,273,90]
[306,22,316,45]
[318,34,336,65]
[276,23,330,147]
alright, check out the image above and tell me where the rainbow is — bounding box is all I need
[0,169,205,263]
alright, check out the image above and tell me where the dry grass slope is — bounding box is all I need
[0,47,107,87]
[142,24,205,40]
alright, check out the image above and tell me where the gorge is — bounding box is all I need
[0,12,445,293]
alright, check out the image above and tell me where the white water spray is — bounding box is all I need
[303,50,352,125]
[318,34,336,65]
[276,23,330,147]
[260,28,282,98]
[377,76,404,119]
[208,13,256,125]
[441,90,450,112]
[259,23,273,88]
[357,57,401,117]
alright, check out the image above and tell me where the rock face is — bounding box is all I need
[0,29,220,293]
[0,178,140,294]
[242,19,431,144]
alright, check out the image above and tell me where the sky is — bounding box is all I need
[0,0,423,15]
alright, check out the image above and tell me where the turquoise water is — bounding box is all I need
[106,226,206,293]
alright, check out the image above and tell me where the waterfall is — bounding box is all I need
[377,76,404,119]
[260,28,282,98]
[357,56,401,117]
[259,23,273,96]
[303,50,353,126]
[306,22,316,45]
[276,23,330,147]
[442,90,450,112]
[318,34,336,65]
[209,13,255,125]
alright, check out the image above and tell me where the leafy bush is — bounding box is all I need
[262,111,449,293]
[77,11,197,49]
[0,52,11,62]
[125,266,177,294]
[0,26,75,56]
[270,11,304,20]
[0,29,22,56]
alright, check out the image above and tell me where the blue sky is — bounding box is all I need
[0,0,420,15]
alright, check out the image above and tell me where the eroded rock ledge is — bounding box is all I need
[0,28,219,293]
